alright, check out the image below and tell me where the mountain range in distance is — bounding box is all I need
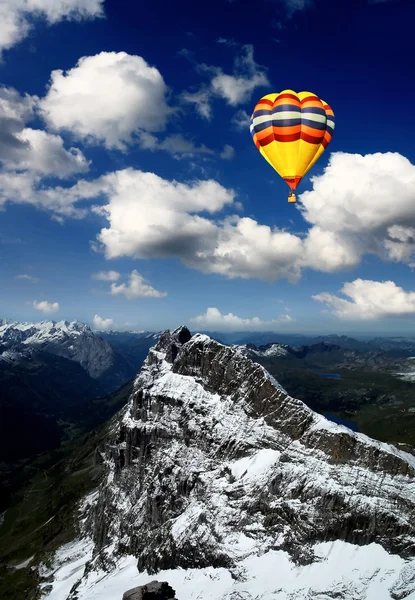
[2,318,415,509]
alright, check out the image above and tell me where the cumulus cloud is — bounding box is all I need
[93,314,114,330]
[0,86,89,177]
[5,150,415,284]
[0,0,104,56]
[197,217,304,282]
[33,299,59,313]
[313,279,415,320]
[8,128,89,175]
[0,88,36,159]
[92,270,120,281]
[299,152,415,268]
[182,44,268,119]
[15,273,39,282]
[191,307,294,331]
[39,52,173,150]
[110,270,167,299]
[93,169,235,261]
[0,170,92,218]
[84,169,303,282]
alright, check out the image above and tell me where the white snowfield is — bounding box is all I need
[40,331,415,600]
[42,536,415,600]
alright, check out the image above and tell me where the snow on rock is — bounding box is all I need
[0,319,116,378]
[230,449,281,482]
[40,539,94,600]
[42,538,415,600]
[40,326,415,600]
[248,343,289,358]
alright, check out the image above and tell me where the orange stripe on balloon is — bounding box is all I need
[256,127,274,140]
[274,124,302,135]
[274,96,301,108]
[301,124,325,137]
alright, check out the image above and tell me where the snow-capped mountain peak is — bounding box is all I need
[41,327,415,600]
[0,318,113,378]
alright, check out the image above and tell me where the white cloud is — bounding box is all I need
[93,314,114,330]
[39,52,172,150]
[93,169,234,261]
[5,150,415,284]
[196,217,303,282]
[110,270,167,299]
[279,313,294,323]
[299,152,415,268]
[181,88,212,120]
[231,109,251,131]
[183,44,269,119]
[313,279,415,320]
[8,128,89,176]
[92,270,120,281]
[0,0,104,56]
[0,170,92,218]
[301,227,361,273]
[190,307,295,331]
[0,86,88,177]
[15,273,39,282]
[86,169,303,283]
[220,145,235,160]
[33,299,59,313]
[211,44,269,106]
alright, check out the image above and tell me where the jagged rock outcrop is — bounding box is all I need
[0,318,141,391]
[84,326,415,584]
[122,580,176,599]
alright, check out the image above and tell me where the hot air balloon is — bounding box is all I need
[250,90,335,203]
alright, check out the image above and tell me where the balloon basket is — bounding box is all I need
[288,192,296,203]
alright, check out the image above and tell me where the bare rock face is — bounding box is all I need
[122,580,176,599]
[88,327,415,579]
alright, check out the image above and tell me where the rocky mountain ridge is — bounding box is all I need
[0,319,119,380]
[41,327,415,600]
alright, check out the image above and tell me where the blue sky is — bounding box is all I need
[1,0,415,335]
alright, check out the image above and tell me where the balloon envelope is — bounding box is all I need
[250,90,335,191]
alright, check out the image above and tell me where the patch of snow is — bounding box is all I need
[40,539,94,600]
[230,449,280,482]
[11,556,34,570]
[42,537,415,600]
